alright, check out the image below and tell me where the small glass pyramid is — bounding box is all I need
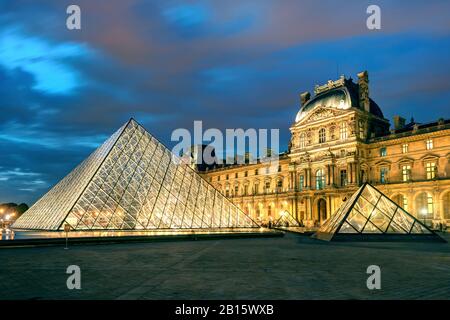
[273,211,301,228]
[13,119,259,231]
[314,183,444,242]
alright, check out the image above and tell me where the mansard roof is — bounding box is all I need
[295,75,384,122]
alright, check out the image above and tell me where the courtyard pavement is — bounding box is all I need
[0,233,449,300]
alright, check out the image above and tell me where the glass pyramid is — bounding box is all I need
[273,211,301,228]
[13,119,259,231]
[313,183,444,242]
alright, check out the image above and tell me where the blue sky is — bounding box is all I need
[1,0,450,204]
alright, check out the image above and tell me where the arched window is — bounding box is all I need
[415,192,434,225]
[316,169,325,190]
[319,128,326,144]
[299,133,306,149]
[340,122,348,140]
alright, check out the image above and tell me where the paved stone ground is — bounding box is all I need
[0,233,449,300]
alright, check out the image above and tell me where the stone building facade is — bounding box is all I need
[200,72,450,228]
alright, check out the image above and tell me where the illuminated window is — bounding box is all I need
[340,122,348,140]
[402,165,411,182]
[316,169,325,190]
[426,139,433,150]
[426,162,437,180]
[319,128,326,144]
[299,133,306,149]
[380,147,387,157]
[380,167,388,183]
[415,192,433,223]
[402,144,408,154]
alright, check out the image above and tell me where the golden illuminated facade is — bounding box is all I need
[202,71,450,228]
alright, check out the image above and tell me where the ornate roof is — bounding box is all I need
[295,74,384,122]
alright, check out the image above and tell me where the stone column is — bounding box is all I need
[355,162,360,185]
[293,197,298,220]
[289,171,294,190]
[306,197,312,220]
[326,165,331,186]
[331,164,335,186]
[326,195,332,220]
[305,168,310,189]
[347,163,352,184]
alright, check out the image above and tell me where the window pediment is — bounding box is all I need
[397,156,414,169]
[375,160,391,167]
[420,153,439,162]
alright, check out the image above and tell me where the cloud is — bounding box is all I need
[0,0,450,205]
[0,26,94,94]
[162,3,209,29]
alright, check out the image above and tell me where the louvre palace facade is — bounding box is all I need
[201,71,450,228]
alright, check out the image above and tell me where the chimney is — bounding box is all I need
[393,116,406,130]
[357,71,370,112]
[300,91,311,107]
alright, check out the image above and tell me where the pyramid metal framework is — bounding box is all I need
[313,183,444,242]
[274,211,301,228]
[13,119,259,231]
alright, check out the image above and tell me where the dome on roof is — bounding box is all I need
[294,74,384,123]
[295,88,352,122]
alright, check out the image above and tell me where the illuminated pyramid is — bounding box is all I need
[313,183,444,242]
[13,119,259,231]
[273,211,301,228]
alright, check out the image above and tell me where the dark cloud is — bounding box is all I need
[1,0,450,204]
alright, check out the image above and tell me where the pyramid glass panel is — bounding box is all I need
[345,209,368,232]
[314,183,443,241]
[273,211,301,227]
[362,221,382,233]
[13,119,259,231]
